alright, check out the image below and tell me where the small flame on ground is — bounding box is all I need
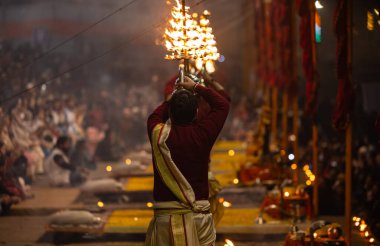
[106,165,112,172]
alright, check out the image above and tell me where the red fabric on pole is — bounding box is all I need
[332,0,354,130]
[297,0,318,118]
[375,114,380,138]
[278,0,297,97]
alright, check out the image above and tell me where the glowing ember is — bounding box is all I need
[310,175,316,182]
[306,170,312,177]
[228,149,235,157]
[224,239,234,246]
[223,201,232,207]
[125,158,132,165]
[205,60,216,74]
[360,221,367,232]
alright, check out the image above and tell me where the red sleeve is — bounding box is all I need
[217,89,231,103]
[147,102,169,139]
[195,85,230,144]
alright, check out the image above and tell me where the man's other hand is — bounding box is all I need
[178,76,197,91]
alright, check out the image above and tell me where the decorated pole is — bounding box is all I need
[267,0,279,151]
[279,0,292,153]
[281,93,289,150]
[309,0,319,218]
[290,0,299,184]
[271,86,278,150]
[344,0,353,243]
[297,0,320,215]
[333,0,354,243]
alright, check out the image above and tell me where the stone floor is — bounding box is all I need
[1,142,376,246]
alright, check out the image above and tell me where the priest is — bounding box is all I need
[145,76,230,246]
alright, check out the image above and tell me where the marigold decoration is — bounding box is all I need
[297,0,319,118]
[332,0,354,130]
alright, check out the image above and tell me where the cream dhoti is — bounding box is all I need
[145,200,215,246]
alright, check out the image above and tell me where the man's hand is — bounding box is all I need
[177,76,197,91]
[201,71,224,91]
[202,71,213,84]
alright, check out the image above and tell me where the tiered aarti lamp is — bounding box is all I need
[164,0,202,80]
[195,10,220,74]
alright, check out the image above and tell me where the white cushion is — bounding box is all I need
[80,179,123,194]
[48,210,103,228]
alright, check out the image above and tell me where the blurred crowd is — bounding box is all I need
[232,89,380,236]
[0,42,161,214]
[298,112,380,237]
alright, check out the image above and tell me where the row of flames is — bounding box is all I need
[163,0,220,72]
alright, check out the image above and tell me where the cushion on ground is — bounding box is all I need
[80,179,123,194]
[48,210,103,228]
[112,161,147,174]
[124,151,151,165]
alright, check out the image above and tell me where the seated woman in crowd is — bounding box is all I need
[44,136,88,187]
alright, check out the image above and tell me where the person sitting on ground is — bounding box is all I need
[44,136,87,187]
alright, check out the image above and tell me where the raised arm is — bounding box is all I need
[178,76,230,144]
[147,102,169,139]
[202,71,231,102]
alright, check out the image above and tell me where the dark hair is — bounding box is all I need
[169,89,198,124]
[55,136,71,148]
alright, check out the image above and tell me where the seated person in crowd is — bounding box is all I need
[0,147,22,215]
[44,136,88,187]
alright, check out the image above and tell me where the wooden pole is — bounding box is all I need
[271,87,278,150]
[281,92,289,150]
[345,0,353,244]
[345,122,352,245]
[290,0,299,184]
[312,124,319,217]
[243,0,254,96]
[308,0,319,218]
[292,96,299,184]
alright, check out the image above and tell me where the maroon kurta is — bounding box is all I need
[147,86,230,202]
